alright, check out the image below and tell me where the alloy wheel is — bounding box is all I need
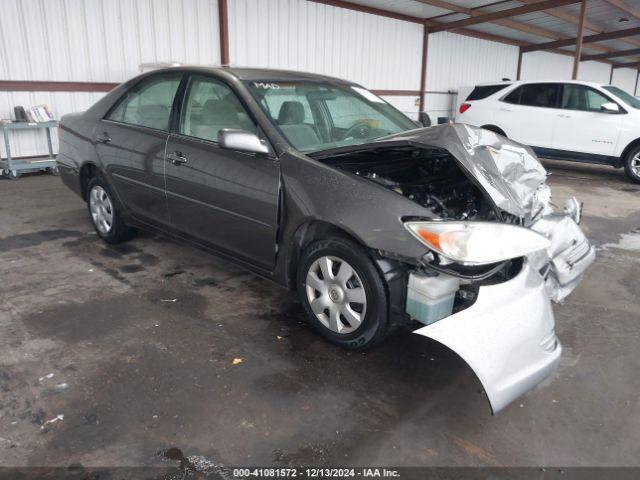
[632,152,640,177]
[305,255,367,334]
[89,186,114,235]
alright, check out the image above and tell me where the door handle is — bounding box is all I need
[557,113,571,118]
[168,151,188,166]
[499,108,511,112]
[95,132,111,144]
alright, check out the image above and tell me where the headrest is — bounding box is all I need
[202,98,239,124]
[278,101,305,125]
[137,105,169,129]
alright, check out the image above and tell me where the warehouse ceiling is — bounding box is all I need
[341,0,640,66]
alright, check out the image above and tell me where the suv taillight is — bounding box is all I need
[459,103,471,114]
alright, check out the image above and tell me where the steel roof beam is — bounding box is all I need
[519,0,640,51]
[428,0,581,33]
[521,26,640,52]
[582,47,640,61]
[604,0,640,21]
[418,0,623,59]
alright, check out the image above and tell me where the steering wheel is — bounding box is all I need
[343,121,373,140]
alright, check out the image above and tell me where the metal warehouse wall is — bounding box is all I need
[520,51,614,84]
[1,0,637,158]
[611,67,638,94]
[227,0,424,119]
[0,0,220,157]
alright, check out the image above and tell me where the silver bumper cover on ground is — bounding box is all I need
[413,262,561,414]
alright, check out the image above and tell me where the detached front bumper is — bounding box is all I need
[413,262,561,414]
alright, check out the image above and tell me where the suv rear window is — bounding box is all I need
[503,83,560,108]
[466,84,510,101]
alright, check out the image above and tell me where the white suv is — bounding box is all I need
[455,80,640,183]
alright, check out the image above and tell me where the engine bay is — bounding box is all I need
[323,146,498,221]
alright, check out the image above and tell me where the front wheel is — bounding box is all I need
[296,237,390,350]
[87,177,135,244]
[623,146,640,184]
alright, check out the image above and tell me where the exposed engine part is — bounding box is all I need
[335,147,497,221]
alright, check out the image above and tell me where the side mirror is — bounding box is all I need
[218,129,270,154]
[600,102,620,113]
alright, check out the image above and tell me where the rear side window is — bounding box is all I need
[466,84,510,101]
[503,83,560,108]
[107,73,182,130]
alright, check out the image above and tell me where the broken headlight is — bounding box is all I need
[404,221,550,266]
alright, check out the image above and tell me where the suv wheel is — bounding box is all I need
[87,177,135,244]
[296,237,390,349]
[624,146,640,184]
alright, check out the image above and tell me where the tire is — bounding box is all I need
[296,237,390,350]
[86,177,135,244]
[623,145,640,184]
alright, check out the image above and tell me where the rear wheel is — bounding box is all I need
[87,177,135,244]
[623,146,640,184]
[296,237,390,349]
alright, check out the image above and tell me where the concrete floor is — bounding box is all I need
[1,160,639,469]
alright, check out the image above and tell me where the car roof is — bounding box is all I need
[147,65,356,85]
[472,79,607,88]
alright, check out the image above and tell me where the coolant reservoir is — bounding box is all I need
[406,273,460,326]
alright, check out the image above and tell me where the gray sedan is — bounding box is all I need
[57,67,594,413]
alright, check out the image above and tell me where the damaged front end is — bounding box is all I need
[315,123,595,412]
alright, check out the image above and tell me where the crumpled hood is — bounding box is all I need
[381,123,548,218]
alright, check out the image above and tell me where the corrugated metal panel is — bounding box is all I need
[467,22,552,45]
[0,0,220,82]
[427,31,519,91]
[228,0,424,90]
[612,67,637,93]
[0,0,219,157]
[520,51,618,85]
[561,0,640,31]
[345,0,448,18]
[0,91,106,158]
[578,61,611,84]
[520,50,572,80]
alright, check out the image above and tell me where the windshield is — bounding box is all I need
[245,81,417,152]
[603,85,640,109]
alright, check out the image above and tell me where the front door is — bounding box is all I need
[552,84,623,157]
[164,74,280,271]
[97,72,183,226]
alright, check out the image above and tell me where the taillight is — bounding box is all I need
[459,103,471,114]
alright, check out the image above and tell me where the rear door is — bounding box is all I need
[497,83,561,148]
[552,84,623,157]
[98,72,183,226]
[164,74,280,271]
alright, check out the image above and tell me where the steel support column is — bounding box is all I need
[572,0,587,79]
[419,26,429,113]
[517,48,523,80]
[218,0,230,65]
